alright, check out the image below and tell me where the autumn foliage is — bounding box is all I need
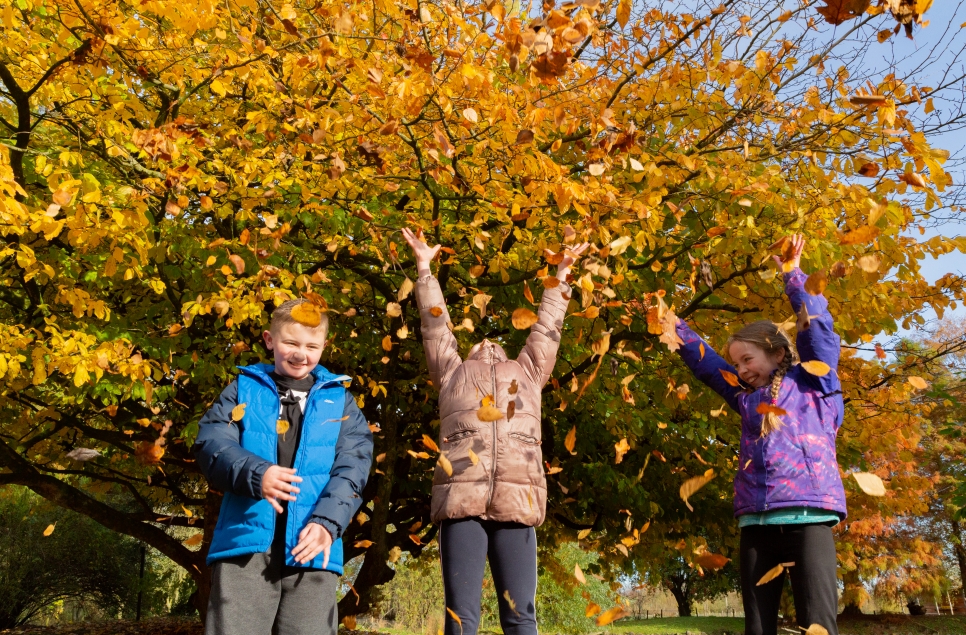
[0,0,963,618]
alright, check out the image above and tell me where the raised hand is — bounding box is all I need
[401,227,442,272]
[261,465,302,514]
[556,242,591,280]
[773,233,804,271]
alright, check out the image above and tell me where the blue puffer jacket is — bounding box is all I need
[193,364,373,573]
[676,268,847,519]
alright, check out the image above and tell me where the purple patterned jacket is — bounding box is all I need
[676,268,847,519]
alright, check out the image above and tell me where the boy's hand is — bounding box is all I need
[401,227,442,271]
[556,242,591,281]
[261,465,302,514]
[292,522,333,566]
[773,233,804,271]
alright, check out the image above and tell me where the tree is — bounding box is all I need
[1,0,965,619]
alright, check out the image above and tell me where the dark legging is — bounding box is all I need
[440,518,538,635]
[740,524,839,635]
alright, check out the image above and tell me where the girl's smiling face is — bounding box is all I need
[262,322,326,379]
[728,340,786,388]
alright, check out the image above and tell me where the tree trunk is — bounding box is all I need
[193,489,223,621]
[951,519,966,590]
[840,568,863,616]
[665,574,692,617]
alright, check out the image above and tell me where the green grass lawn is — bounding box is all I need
[600,615,966,635]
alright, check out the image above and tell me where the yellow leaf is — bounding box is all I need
[397,277,415,301]
[908,376,928,390]
[512,307,539,329]
[468,449,480,465]
[565,426,577,455]
[800,360,831,376]
[585,602,601,617]
[386,302,402,317]
[422,434,439,452]
[596,606,628,626]
[853,472,887,496]
[438,453,453,476]
[277,419,290,435]
[407,450,431,459]
[614,438,630,464]
[291,303,322,327]
[616,0,632,28]
[231,403,246,421]
[577,528,591,540]
[679,469,715,512]
[574,563,587,584]
[801,625,830,635]
[756,563,786,586]
[43,524,55,536]
[477,404,504,421]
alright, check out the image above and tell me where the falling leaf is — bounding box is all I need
[815,0,872,25]
[66,448,100,461]
[839,225,880,246]
[908,376,928,390]
[472,293,492,317]
[756,563,786,586]
[585,602,601,617]
[407,450,431,459]
[231,403,246,421]
[680,469,715,512]
[183,533,203,547]
[43,524,55,536]
[800,360,831,376]
[756,403,788,417]
[898,172,927,188]
[849,93,887,107]
[695,552,731,571]
[291,303,322,327]
[796,303,811,332]
[422,434,440,452]
[342,616,357,630]
[614,438,630,464]
[277,419,290,435]
[875,344,887,359]
[710,404,728,417]
[543,249,565,266]
[430,306,443,317]
[462,108,479,123]
[398,278,414,301]
[804,271,828,295]
[446,608,462,627]
[382,335,393,351]
[477,404,504,421]
[577,528,591,540]
[438,453,453,476]
[858,162,880,177]
[596,606,629,626]
[354,540,374,548]
[386,302,402,317]
[675,384,690,400]
[574,563,587,584]
[699,342,705,360]
[857,255,880,273]
[720,369,741,387]
[853,471,887,496]
[565,426,577,455]
[801,624,831,635]
[228,254,246,274]
[468,449,480,465]
[512,307,539,329]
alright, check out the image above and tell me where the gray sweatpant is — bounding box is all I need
[205,544,338,635]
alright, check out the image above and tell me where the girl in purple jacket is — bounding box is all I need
[675,235,845,635]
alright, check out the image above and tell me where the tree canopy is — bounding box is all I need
[1,0,964,617]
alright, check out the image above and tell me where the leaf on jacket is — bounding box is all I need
[907,375,928,390]
[512,307,538,329]
[596,606,628,626]
[585,602,601,617]
[43,524,55,536]
[354,540,374,548]
[574,563,587,584]
[756,563,786,586]
[800,360,831,376]
[680,469,715,512]
[699,342,705,360]
[477,404,504,421]
[397,277,414,301]
[853,471,886,496]
[565,425,577,455]
[756,403,787,416]
[437,453,453,476]
[231,403,246,421]
[290,302,321,327]
[614,438,630,464]
[695,551,730,571]
[468,449,480,465]
[429,306,443,317]
[422,434,439,452]
[719,369,741,387]
[507,401,516,420]
[509,379,518,394]
[799,262,826,290]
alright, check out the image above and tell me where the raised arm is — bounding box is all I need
[675,320,743,413]
[518,243,587,386]
[776,235,840,395]
[403,228,462,389]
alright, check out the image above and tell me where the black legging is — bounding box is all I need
[740,524,839,635]
[440,518,538,635]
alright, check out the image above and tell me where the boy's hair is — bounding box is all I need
[270,299,329,340]
[726,320,797,437]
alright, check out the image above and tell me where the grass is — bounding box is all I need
[605,616,743,634]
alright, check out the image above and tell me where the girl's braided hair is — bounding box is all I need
[726,320,797,437]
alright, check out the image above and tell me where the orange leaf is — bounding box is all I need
[354,540,374,548]
[756,403,788,417]
[564,426,577,455]
[512,307,539,329]
[585,602,601,617]
[907,376,928,390]
[291,303,322,327]
[43,524,55,536]
[543,249,565,266]
[430,306,443,317]
[228,254,246,274]
[719,369,741,387]
[838,225,880,246]
[756,563,786,586]
[804,271,828,296]
[695,552,731,571]
[523,281,534,305]
[596,606,628,626]
[381,335,393,351]
[800,360,831,376]
[422,434,440,452]
[614,438,630,464]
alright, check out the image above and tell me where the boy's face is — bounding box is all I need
[263,322,327,380]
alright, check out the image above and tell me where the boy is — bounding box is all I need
[194,299,373,635]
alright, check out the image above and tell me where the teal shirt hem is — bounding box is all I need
[738,506,840,528]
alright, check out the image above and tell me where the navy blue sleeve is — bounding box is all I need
[675,320,743,414]
[784,268,841,395]
[310,391,374,538]
[192,380,273,500]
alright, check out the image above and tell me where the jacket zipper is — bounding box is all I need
[485,362,497,509]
